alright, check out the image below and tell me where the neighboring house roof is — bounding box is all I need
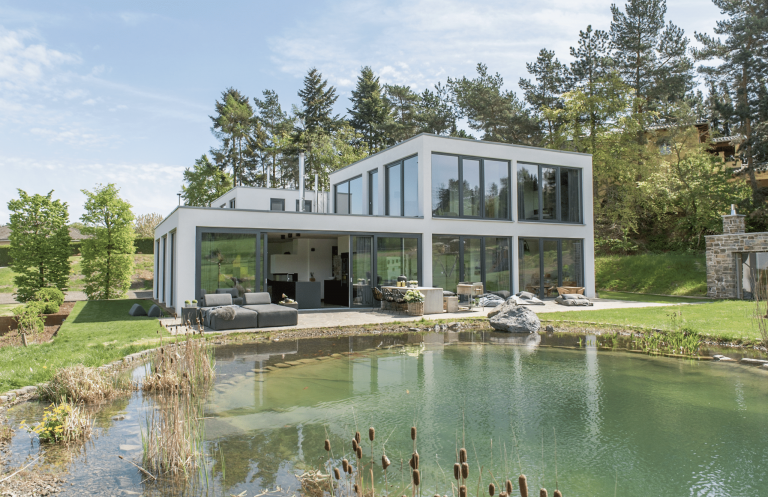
[0,225,91,243]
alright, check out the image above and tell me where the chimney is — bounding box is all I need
[314,173,318,213]
[298,152,305,211]
[722,205,746,234]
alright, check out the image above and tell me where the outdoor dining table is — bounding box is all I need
[381,286,444,315]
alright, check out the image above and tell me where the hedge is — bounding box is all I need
[0,237,154,267]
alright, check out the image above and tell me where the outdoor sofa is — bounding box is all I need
[199,292,298,331]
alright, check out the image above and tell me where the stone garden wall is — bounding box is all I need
[705,214,768,298]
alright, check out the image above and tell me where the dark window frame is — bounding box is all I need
[431,152,511,221]
[517,162,582,223]
[296,199,313,212]
[270,198,285,211]
[385,154,418,217]
[431,234,513,292]
[334,175,363,214]
[368,168,379,215]
[517,237,585,298]
[229,198,236,209]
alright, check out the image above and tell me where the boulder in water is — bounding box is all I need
[488,301,541,333]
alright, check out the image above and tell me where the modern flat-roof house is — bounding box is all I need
[153,134,595,315]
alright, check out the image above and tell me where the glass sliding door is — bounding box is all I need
[199,232,259,300]
[432,236,460,293]
[561,239,583,287]
[542,239,559,297]
[351,236,373,307]
[519,238,540,296]
[462,237,482,283]
[376,237,418,288]
[484,237,510,293]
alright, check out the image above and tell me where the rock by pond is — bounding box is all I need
[488,301,541,333]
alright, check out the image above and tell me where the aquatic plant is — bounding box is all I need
[142,336,215,394]
[40,364,133,404]
[22,402,93,444]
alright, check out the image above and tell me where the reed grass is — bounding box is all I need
[142,337,214,394]
[40,364,134,404]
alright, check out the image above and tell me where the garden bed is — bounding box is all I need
[0,302,76,348]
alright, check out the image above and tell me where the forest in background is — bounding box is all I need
[182,0,768,253]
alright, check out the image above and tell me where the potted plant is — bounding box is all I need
[403,290,424,316]
[408,280,418,288]
[184,300,191,306]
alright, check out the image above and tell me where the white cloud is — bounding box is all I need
[29,125,109,146]
[0,27,80,88]
[119,12,155,26]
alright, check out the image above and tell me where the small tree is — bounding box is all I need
[181,154,234,207]
[80,184,135,300]
[7,190,71,302]
[134,213,164,238]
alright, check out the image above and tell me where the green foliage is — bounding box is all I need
[297,67,340,135]
[12,302,45,334]
[0,246,10,267]
[80,184,136,300]
[7,190,71,302]
[33,288,65,314]
[182,154,234,207]
[253,89,292,188]
[134,213,164,238]
[348,66,391,153]
[209,88,256,187]
[134,237,155,254]
[595,252,707,296]
[519,49,570,143]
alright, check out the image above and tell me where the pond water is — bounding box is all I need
[4,332,768,496]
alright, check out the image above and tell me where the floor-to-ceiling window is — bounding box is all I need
[386,156,418,217]
[432,235,512,293]
[432,154,510,220]
[518,238,584,298]
[517,163,582,223]
[376,237,418,287]
[369,169,379,215]
[161,236,166,302]
[199,232,259,300]
[335,176,363,214]
[169,232,175,307]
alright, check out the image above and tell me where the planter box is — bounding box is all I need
[407,302,424,316]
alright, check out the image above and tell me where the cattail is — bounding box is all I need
[342,459,349,472]
[489,483,496,496]
[411,426,417,440]
[369,427,375,441]
[506,480,513,495]
[334,468,341,480]
[324,439,331,451]
[460,485,468,497]
[500,493,508,497]
[347,464,353,475]
[352,438,359,451]
[354,484,360,496]
[410,452,419,469]
[461,462,469,479]
[355,431,361,443]
[413,469,421,486]
[539,490,547,497]
[453,463,460,480]
[459,448,467,463]
[553,491,562,497]
[519,475,528,497]
[382,455,391,470]
[356,446,363,459]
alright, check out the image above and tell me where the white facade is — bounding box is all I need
[154,134,595,314]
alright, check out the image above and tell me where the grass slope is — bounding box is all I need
[598,290,711,303]
[595,252,707,296]
[539,300,764,341]
[0,300,171,392]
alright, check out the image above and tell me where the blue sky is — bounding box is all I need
[0,0,722,224]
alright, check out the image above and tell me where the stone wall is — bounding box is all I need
[705,231,768,298]
[722,214,746,234]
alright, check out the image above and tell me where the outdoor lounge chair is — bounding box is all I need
[240,292,298,328]
[200,293,259,331]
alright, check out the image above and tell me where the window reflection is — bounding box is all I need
[518,163,581,223]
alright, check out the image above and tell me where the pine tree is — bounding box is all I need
[210,88,255,186]
[449,63,541,145]
[297,68,340,134]
[254,90,291,188]
[610,0,694,115]
[384,84,421,143]
[694,0,768,199]
[7,190,71,302]
[417,83,458,136]
[348,66,390,153]
[519,49,571,144]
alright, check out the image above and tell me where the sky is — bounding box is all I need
[0,0,724,224]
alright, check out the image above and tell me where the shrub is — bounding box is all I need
[33,288,65,314]
[70,241,83,255]
[12,302,44,335]
[22,402,93,444]
[134,237,155,254]
[0,246,11,267]
[40,365,134,404]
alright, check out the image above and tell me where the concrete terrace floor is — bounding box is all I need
[161,297,682,335]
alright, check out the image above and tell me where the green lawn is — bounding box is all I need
[0,304,20,317]
[595,252,706,296]
[0,300,172,391]
[0,267,13,293]
[540,300,766,342]
[598,290,712,304]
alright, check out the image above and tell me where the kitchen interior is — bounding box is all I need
[265,233,357,309]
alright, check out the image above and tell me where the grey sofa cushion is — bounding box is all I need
[203,293,232,307]
[128,303,147,316]
[242,304,298,328]
[207,306,259,331]
[215,288,243,305]
[147,304,162,317]
[244,292,271,305]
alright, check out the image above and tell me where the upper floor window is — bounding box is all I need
[517,163,581,223]
[431,153,510,219]
[369,169,379,215]
[335,176,363,214]
[229,199,236,209]
[296,199,313,212]
[386,156,418,217]
[270,198,285,211]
